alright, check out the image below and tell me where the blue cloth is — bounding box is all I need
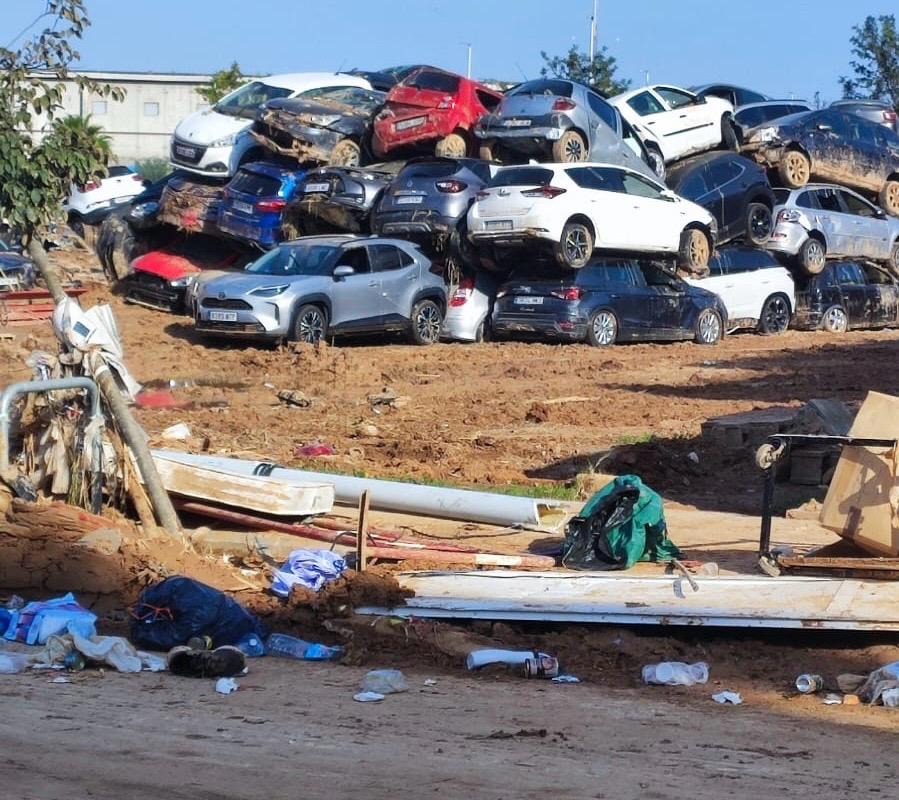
[271,549,346,597]
[3,593,97,645]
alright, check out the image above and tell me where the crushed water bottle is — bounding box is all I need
[265,633,343,662]
[236,633,265,657]
[642,661,709,686]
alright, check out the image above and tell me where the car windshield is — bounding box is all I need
[489,167,554,187]
[509,79,573,98]
[403,70,460,93]
[246,244,336,276]
[215,81,293,119]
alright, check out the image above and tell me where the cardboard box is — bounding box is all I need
[819,391,899,557]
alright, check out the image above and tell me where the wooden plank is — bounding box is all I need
[356,490,370,573]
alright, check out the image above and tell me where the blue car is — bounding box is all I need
[217,161,306,248]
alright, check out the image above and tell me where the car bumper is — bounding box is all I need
[251,122,343,162]
[217,208,276,247]
[373,114,449,154]
[741,141,784,168]
[195,299,289,338]
[493,312,586,340]
[474,124,566,142]
[170,141,234,177]
[469,221,555,247]
[122,274,187,313]
[766,223,807,256]
[372,208,458,237]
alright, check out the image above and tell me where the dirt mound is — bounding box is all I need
[286,566,412,618]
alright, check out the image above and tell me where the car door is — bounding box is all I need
[839,189,890,259]
[328,245,385,328]
[585,90,637,169]
[617,169,685,250]
[600,260,654,337]
[367,243,419,323]
[862,263,899,326]
[653,86,717,154]
[565,166,629,249]
[639,261,690,336]
[707,157,746,240]
[810,187,852,256]
[835,261,869,325]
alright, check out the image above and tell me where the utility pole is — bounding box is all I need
[463,42,472,78]
[589,0,598,57]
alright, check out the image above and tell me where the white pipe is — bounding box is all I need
[152,450,567,529]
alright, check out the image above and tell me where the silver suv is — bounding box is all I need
[769,185,899,275]
[195,235,446,345]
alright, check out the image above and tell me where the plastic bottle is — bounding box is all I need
[265,633,343,661]
[235,633,265,657]
[642,661,709,686]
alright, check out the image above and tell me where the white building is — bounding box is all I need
[32,70,213,164]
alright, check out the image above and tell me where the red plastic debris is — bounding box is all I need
[294,443,336,457]
[135,390,193,410]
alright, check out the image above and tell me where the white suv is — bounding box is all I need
[684,246,795,334]
[468,162,717,271]
[171,72,373,178]
[64,165,147,231]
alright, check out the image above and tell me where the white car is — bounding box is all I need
[610,84,737,164]
[683,246,795,334]
[467,162,718,271]
[64,165,147,232]
[170,72,373,178]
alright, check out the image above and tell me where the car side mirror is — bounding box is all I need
[333,265,355,279]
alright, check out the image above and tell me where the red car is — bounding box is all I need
[372,68,502,159]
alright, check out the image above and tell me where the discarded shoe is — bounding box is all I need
[167,645,246,678]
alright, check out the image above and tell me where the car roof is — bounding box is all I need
[736,99,811,110]
[256,72,372,92]
[666,151,744,181]
[240,161,304,179]
[831,99,891,108]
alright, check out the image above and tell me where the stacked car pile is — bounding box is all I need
[93,67,899,348]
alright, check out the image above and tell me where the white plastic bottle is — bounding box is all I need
[642,661,709,686]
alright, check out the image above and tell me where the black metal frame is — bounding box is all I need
[758,434,898,560]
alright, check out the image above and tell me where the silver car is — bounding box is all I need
[473,78,660,179]
[195,235,447,345]
[830,99,899,135]
[441,271,498,343]
[769,185,899,275]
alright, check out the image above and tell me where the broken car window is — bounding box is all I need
[215,81,293,119]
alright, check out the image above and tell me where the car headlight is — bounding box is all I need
[169,275,196,288]
[130,201,158,219]
[755,127,778,143]
[306,114,341,127]
[249,284,289,297]
[209,132,238,148]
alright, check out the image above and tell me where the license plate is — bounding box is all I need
[304,182,330,193]
[503,118,532,127]
[397,195,424,205]
[233,200,254,214]
[209,310,237,322]
[515,296,543,305]
[175,145,196,158]
[396,116,426,131]
[485,220,513,231]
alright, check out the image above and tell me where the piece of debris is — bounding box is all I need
[266,633,343,662]
[642,662,709,686]
[552,675,581,684]
[353,423,379,438]
[270,549,346,596]
[712,691,743,705]
[277,389,312,408]
[215,677,239,695]
[161,422,191,441]
[361,669,408,695]
[367,388,408,412]
[294,442,337,457]
[795,673,824,694]
[353,691,385,703]
[822,693,843,705]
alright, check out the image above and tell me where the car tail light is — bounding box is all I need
[777,209,801,223]
[552,98,576,112]
[521,185,566,199]
[437,96,455,110]
[450,277,475,307]
[884,110,897,123]
[550,287,583,302]
[256,198,287,212]
[436,179,467,193]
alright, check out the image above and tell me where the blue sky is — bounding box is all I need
[4,0,894,102]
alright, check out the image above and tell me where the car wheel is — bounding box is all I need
[435,132,468,158]
[757,293,791,335]
[553,221,593,269]
[880,180,899,217]
[551,130,588,162]
[330,138,361,167]
[68,214,85,239]
[292,304,328,344]
[586,309,618,347]
[409,299,443,345]
[798,237,826,275]
[646,145,666,181]
[888,241,899,277]
[721,117,739,151]
[777,149,811,189]
[474,317,492,344]
[822,305,848,333]
[745,203,773,246]
[694,308,723,345]
[677,228,712,273]
[478,142,496,162]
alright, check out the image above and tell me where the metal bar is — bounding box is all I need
[759,456,777,558]
[0,378,102,469]
[356,490,370,573]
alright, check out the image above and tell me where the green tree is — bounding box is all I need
[540,45,630,97]
[197,61,246,104]
[840,14,899,110]
[50,114,113,167]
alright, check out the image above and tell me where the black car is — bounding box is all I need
[347,65,435,93]
[733,100,813,142]
[492,258,727,347]
[793,260,899,332]
[742,109,899,216]
[285,162,403,235]
[252,86,386,167]
[667,152,775,246]
[691,83,768,108]
[371,157,495,264]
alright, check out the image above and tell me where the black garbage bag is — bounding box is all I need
[130,576,266,651]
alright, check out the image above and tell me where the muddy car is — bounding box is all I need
[252,86,386,167]
[371,68,502,159]
[793,260,899,332]
[742,109,899,216]
[286,163,403,235]
[347,65,434,92]
[157,173,229,235]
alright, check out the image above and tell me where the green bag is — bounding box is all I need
[562,474,681,570]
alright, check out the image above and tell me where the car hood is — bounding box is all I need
[745,111,813,140]
[132,251,202,281]
[175,109,250,145]
[264,97,380,120]
[201,271,323,297]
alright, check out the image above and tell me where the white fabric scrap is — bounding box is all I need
[712,691,743,705]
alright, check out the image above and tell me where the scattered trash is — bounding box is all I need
[0,651,36,674]
[3,593,97,645]
[837,673,867,693]
[160,422,192,441]
[687,451,700,464]
[51,676,71,684]
[843,694,861,706]
[523,654,560,679]
[642,662,709,686]
[271,549,346,596]
[880,688,899,708]
[361,669,408,695]
[552,675,581,684]
[795,673,824,694]
[353,691,385,703]
[63,650,86,671]
[135,390,192,410]
[712,691,743,705]
[822,693,843,705]
[266,633,343,662]
[857,661,899,705]
[294,443,336,457]
[423,678,437,686]
[367,388,409,412]
[277,389,312,408]
[168,645,246,678]
[236,633,265,658]
[215,677,239,695]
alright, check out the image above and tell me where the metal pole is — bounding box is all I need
[589,0,598,56]
[466,43,472,79]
